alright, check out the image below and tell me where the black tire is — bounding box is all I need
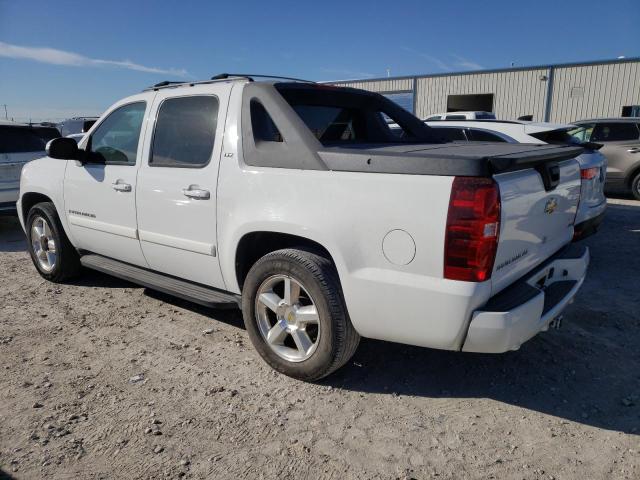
[631,172,640,201]
[26,202,81,282]
[241,248,360,381]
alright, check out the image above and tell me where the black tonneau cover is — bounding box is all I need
[318,142,584,177]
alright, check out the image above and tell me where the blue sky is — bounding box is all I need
[0,0,638,122]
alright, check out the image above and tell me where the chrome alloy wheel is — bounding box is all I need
[255,275,320,362]
[31,216,57,272]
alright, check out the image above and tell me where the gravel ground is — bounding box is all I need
[0,198,639,480]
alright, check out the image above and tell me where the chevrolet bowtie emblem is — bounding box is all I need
[544,198,558,214]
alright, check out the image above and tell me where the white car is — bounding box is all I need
[425,111,496,121]
[0,121,48,214]
[18,76,589,380]
[66,133,85,144]
[426,120,607,240]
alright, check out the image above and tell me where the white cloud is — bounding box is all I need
[401,47,451,71]
[0,41,188,77]
[452,54,483,70]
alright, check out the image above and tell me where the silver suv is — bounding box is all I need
[572,118,640,200]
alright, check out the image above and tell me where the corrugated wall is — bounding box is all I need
[328,60,640,123]
[415,69,549,120]
[331,78,413,93]
[550,62,640,123]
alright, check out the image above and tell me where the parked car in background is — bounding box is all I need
[425,111,496,121]
[18,76,589,380]
[0,121,47,214]
[30,124,61,144]
[58,117,98,137]
[426,120,607,240]
[571,118,640,200]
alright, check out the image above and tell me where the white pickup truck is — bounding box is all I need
[18,75,590,380]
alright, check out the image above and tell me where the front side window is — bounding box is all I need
[150,96,218,167]
[89,102,146,164]
[0,126,46,153]
[591,122,640,142]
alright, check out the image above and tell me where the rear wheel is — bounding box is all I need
[242,248,359,381]
[631,172,640,201]
[26,202,81,282]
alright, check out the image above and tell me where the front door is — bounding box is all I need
[135,84,231,289]
[64,96,152,267]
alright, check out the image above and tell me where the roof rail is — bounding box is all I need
[210,73,315,83]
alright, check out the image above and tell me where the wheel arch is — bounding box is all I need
[234,231,338,291]
[21,192,55,223]
[625,162,640,188]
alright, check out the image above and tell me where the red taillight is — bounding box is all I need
[580,167,598,180]
[444,177,501,282]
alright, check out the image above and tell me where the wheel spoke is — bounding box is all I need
[291,329,313,354]
[284,277,300,305]
[47,239,56,253]
[295,305,319,325]
[258,292,282,313]
[38,250,48,262]
[266,320,288,345]
[46,252,56,267]
[43,220,52,238]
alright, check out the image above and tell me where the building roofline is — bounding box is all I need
[325,57,640,84]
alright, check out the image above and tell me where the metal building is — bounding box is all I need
[329,58,640,124]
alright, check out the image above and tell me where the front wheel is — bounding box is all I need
[26,202,81,282]
[241,248,360,381]
[631,172,640,201]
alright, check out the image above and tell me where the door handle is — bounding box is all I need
[627,148,640,153]
[182,185,210,200]
[112,180,132,192]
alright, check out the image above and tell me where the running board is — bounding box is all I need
[80,254,240,309]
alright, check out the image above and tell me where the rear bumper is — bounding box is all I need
[462,244,589,353]
[573,210,605,241]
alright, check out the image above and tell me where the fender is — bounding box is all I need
[19,158,77,246]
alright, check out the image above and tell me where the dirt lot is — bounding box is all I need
[0,198,639,480]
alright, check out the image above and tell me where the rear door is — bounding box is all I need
[590,122,640,183]
[64,96,151,266]
[135,84,231,289]
[0,126,45,206]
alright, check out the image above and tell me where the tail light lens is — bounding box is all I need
[580,167,598,180]
[444,177,501,282]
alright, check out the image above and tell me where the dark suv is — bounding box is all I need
[572,118,640,200]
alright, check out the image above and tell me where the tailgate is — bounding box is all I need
[491,158,581,295]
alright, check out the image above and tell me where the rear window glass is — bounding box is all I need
[475,112,496,119]
[151,96,218,167]
[445,115,466,120]
[467,129,507,142]
[275,84,438,146]
[0,126,46,153]
[432,127,467,141]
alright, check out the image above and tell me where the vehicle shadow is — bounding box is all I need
[324,201,640,435]
[0,470,17,480]
[0,215,26,252]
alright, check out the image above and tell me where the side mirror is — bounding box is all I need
[46,137,81,160]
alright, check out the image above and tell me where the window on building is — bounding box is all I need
[622,105,640,117]
[446,93,494,113]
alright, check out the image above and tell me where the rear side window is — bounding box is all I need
[150,96,218,168]
[475,112,496,120]
[591,122,640,142]
[250,100,283,142]
[467,129,507,142]
[0,126,45,153]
